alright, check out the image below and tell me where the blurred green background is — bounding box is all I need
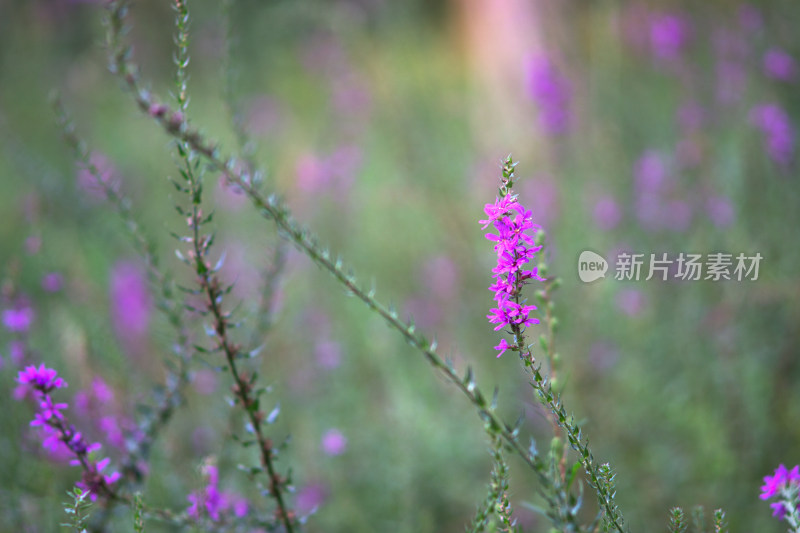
[1,0,799,531]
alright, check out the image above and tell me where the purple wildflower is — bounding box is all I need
[764,48,796,82]
[18,364,67,393]
[750,104,795,168]
[649,13,691,61]
[526,55,572,135]
[187,462,250,521]
[41,272,64,292]
[760,464,800,521]
[16,364,119,500]
[761,465,800,500]
[3,302,35,333]
[482,160,544,357]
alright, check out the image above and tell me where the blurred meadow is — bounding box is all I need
[1,0,799,531]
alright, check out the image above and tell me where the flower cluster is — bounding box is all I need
[481,160,544,357]
[187,462,249,521]
[17,364,120,500]
[750,103,795,168]
[760,464,800,521]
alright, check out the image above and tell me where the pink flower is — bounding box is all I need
[761,464,800,500]
[482,161,544,357]
[18,364,67,393]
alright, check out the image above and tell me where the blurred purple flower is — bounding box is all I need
[25,235,42,255]
[675,138,703,169]
[634,151,667,192]
[42,272,63,292]
[187,463,224,521]
[592,195,622,231]
[677,102,705,133]
[750,104,795,167]
[296,145,362,198]
[296,482,327,515]
[110,261,151,351]
[738,4,763,33]
[244,95,285,137]
[422,255,459,301]
[526,55,572,135]
[665,200,693,232]
[764,48,796,81]
[588,341,619,372]
[321,429,347,456]
[649,13,691,61]
[616,289,646,316]
[3,302,35,333]
[5,341,26,367]
[716,60,747,105]
[315,340,342,370]
[712,28,749,61]
[192,369,219,396]
[77,152,119,201]
[706,196,735,228]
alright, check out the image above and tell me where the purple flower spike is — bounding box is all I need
[482,160,543,358]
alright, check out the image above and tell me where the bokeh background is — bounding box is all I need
[1,0,799,531]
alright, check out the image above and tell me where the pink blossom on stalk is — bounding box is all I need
[760,464,800,520]
[16,364,120,500]
[186,461,250,521]
[481,164,544,358]
[761,465,800,500]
